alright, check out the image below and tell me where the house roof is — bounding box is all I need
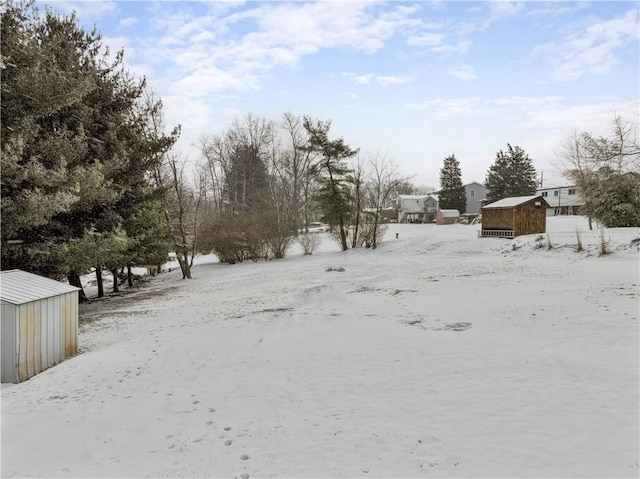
[0,269,80,305]
[483,195,545,209]
[439,209,460,217]
[397,195,429,200]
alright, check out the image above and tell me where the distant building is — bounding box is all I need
[394,194,439,223]
[536,185,583,216]
[436,209,460,225]
[464,182,487,214]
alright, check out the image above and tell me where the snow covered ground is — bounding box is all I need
[2,216,639,478]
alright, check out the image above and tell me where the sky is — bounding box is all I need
[42,0,639,189]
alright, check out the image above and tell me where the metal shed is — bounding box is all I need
[1,270,79,383]
[479,195,549,238]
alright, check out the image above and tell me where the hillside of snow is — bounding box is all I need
[2,216,639,478]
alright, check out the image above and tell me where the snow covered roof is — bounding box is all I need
[483,195,542,209]
[0,269,79,305]
[439,209,460,217]
[397,195,428,200]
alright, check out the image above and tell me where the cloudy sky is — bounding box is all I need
[44,1,639,188]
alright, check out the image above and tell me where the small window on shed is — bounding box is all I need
[568,188,575,195]
[554,190,559,196]
[470,190,475,197]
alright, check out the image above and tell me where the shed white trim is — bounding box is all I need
[483,195,540,209]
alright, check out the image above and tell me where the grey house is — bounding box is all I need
[464,182,487,214]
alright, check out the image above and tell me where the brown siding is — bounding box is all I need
[482,208,515,231]
[513,201,546,235]
[482,197,547,237]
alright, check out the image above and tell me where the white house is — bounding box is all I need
[536,185,583,216]
[394,194,439,223]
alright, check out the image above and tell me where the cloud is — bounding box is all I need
[404,95,637,135]
[489,2,526,19]
[534,9,639,81]
[346,73,376,85]
[344,73,413,86]
[129,1,423,101]
[44,1,118,21]
[377,75,414,86]
[447,65,478,81]
[117,17,137,29]
[407,32,446,47]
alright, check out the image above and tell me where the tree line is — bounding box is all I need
[437,117,639,231]
[2,1,638,302]
[437,144,539,214]
[1,1,413,301]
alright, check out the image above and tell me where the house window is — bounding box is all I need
[470,190,475,197]
[541,191,548,197]
[554,190,559,196]
[568,189,575,195]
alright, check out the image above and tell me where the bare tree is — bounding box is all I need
[365,153,413,249]
[152,152,202,278]
[280,112,319,230]
[349,154,366,248]
[556,115,640,229]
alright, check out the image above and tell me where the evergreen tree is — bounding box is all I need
[224,144,270,213]
[302,117,358,251]
[1,1,178,298]
[484,144,538,204]
[438,154,466,213]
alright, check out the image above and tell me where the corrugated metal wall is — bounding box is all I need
[1,303,18,383]
[1,291,78,383]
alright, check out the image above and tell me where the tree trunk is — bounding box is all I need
[372,216,380,249]
[127,264,133,287]
[67,270,89,303]
[339,218,348,251]
[96,266,104,298]
[178,253,192,279]
[111,268,120,293]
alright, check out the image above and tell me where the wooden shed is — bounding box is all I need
[1,270,79,383]
[480,195,549,238]
[436,209,460,225]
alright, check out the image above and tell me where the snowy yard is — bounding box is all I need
[2,216,639,478]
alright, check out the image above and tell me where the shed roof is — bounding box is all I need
[439,209,460,217]
[483,195,543,209]
[0,270,79,305]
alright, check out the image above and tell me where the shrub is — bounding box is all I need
[598,229,610,256]
[298,233,321,255]
[533,234,545,249]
